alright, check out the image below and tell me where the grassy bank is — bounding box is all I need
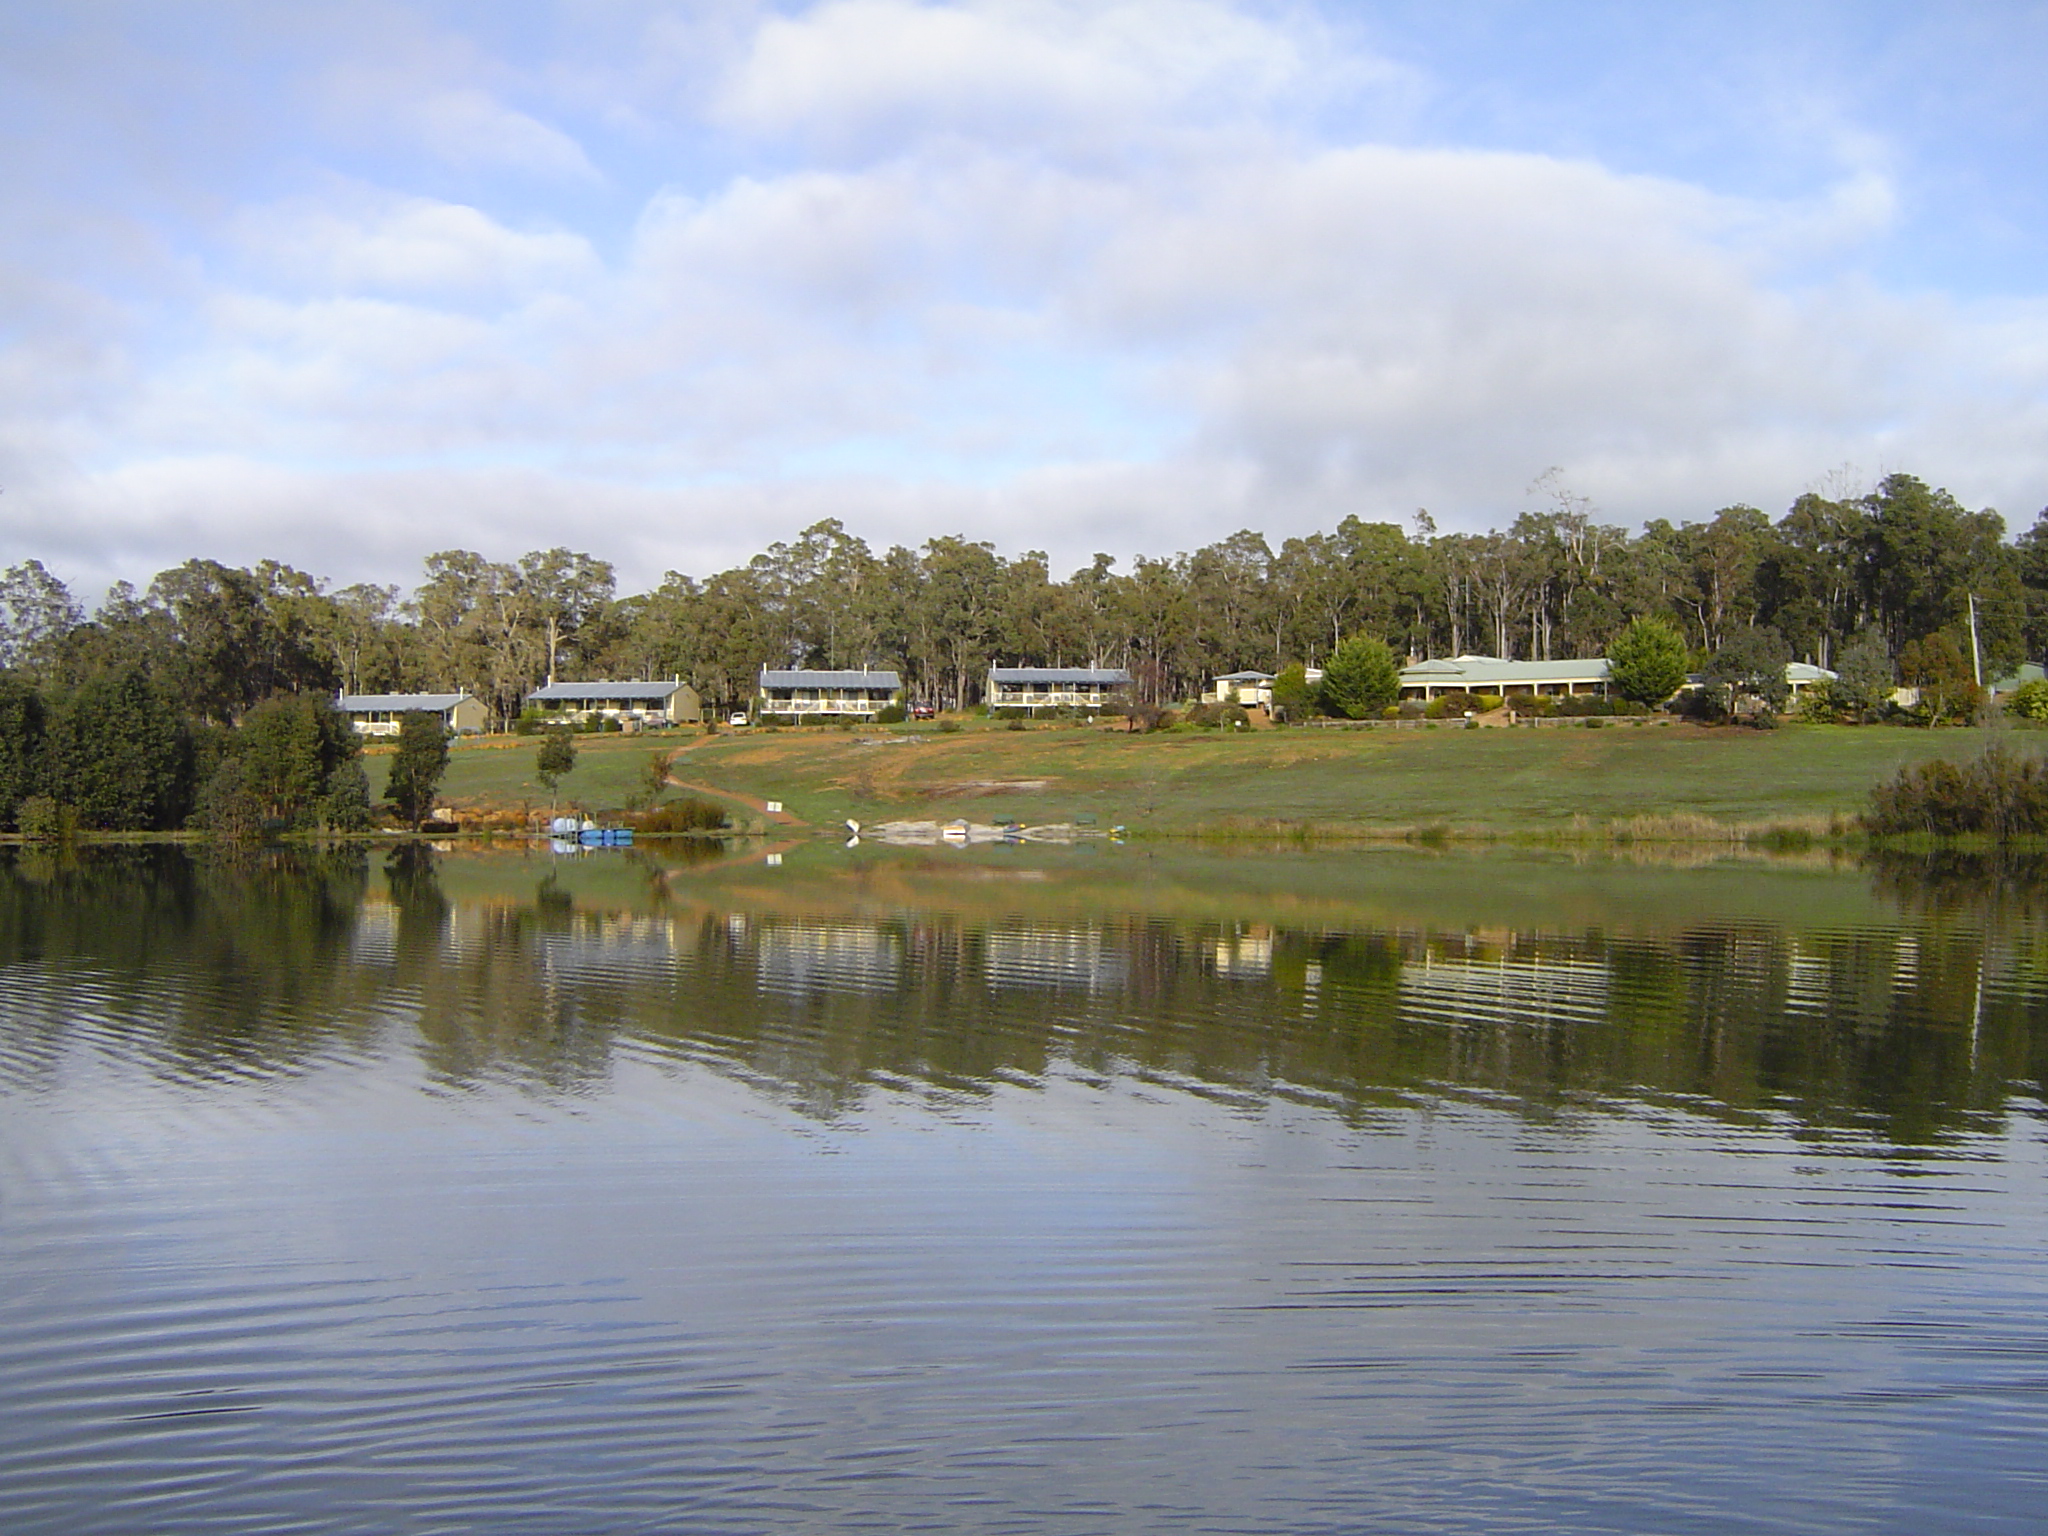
[390,719,2029,841]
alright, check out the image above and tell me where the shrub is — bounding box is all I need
[937,717,961,733]
[1004,716,1027,730]
[1271,662,1315,716]
[513,708,545,735]
[2004,679,2048,722]
[875,703,908,724]
[1797,685,1842,723]
[194,756,265,839]
[633,796,730,833]
[1899,632,1982,725]
[1424,691,1480,720]
[1554,695,1617,717]
[1867,746,2048,838]
[1671,685,1726,722]
[17,794,69,842]
[1475,694,1504,713]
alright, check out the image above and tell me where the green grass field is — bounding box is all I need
[390,718,2036,838]
[364,732,675,820]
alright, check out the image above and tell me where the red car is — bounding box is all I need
[910,702,937,720]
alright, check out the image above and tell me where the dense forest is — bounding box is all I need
[1,470,2045,831]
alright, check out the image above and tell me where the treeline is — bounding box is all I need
[1,469,2045,828]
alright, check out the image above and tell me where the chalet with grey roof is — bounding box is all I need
[338,692,488,736]
[757,668,902,719]
[527,679,702,725]
[987,667,1133,713]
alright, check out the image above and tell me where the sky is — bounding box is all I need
[3,0,2047,601]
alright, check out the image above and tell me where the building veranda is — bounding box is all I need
[526,680,702,727]
[986,667,1135,714]
[337,692,489,736]
[757,668,903,720]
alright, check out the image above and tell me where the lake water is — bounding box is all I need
[2,842,2046,1534]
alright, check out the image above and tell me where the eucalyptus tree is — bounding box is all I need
[139,559,335,723]
[320,583,406,695]
[410,550,497,696]
[2015,508,2048,659]
[1857,474,2021,672]
[1756,492,1867,666]
[917,536,1006,707]
[1049,553,1122,669]
[1676,507,1772,653]
[0,560,83,677]
[518,548,616,684]
[1185,530,1276,670]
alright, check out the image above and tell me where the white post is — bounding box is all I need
[1969,593,1983,687]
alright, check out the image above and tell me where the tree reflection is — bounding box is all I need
[1,848,2043,1148]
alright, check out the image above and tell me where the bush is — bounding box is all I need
[937,717,961,733]
[1671,685,1726,722]
[1554,694,1617,717]
[1475,694,1504,713]
[1425,691,1480,719]
[633,796,730,833]
[1271,662,1315,717]
[513,708,546,735]
[17,794,69,842]
[193,756,265,839]
[1187,702,1250,729]
[2005,679,2048,722]
[1867,746,2048,838]
[875,703,908,724]
[1004,715,1027,730]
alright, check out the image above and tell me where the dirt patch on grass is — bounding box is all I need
[928,779,1052,798]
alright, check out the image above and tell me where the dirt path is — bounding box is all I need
[657,736,807,826]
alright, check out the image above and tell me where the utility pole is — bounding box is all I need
[1968,593,1983,687]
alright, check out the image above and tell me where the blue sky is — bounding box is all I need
[2,1,2045,598]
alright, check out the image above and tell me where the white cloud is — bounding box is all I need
[5,1,2048,597]
[414,88,602,182]
[713,0,1320,152]
[230,193,599,298]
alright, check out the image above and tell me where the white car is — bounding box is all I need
[728,711,749,727]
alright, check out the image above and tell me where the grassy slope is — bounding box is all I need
[386,720,2027,835]
[645,720,2020,835]
[364,733,672,817]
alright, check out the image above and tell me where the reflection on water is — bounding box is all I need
[5,844,2039,1143]
[2,845,2046,1533]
